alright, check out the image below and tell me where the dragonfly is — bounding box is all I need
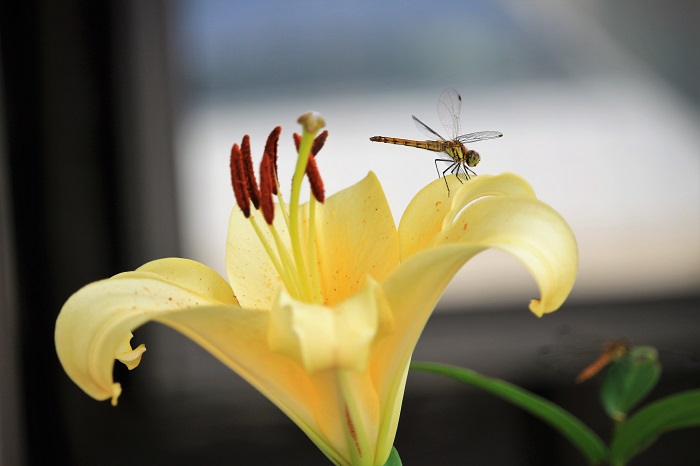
[370,88,503,195]
[574,339,631,383]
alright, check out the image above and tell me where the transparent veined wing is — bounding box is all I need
[437,87,463,140]
[412,115,446,141]
[457,130,503,144]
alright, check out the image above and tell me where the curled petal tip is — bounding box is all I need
[297,111,326,133]
[116,343,147,370]
[529,298,544,318]
[110,383,122,407]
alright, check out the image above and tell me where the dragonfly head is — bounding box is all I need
[466,149,480,167]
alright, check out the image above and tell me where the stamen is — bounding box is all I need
[293,130,328,156]
[305,155,325,203]
[259,150,275,225]
[264,126,282,195]
[230,143,250,217]
[240,135,261,209]
[311,130,329,156]
[293,131,327,203]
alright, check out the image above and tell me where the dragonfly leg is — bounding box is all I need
[464,165,477,179]
[435,159,458,196]
[452,163,476,183]
[451,163,465,184]
[434,158,444,179]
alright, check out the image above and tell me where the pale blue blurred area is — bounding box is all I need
[174,0,533,96]
[171,0,700,310]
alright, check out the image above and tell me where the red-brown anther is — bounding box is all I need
[311,130,328,156]
[305,154,325,203]
[240,135,260,209]
[264,126,282,195]
[293,131,328,203]
[259,149,275,225]
[293,130,328,157]
[230,143,251,217]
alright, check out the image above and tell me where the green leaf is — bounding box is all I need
[609,389,700,466]
[382,446,402,466]
[600,345,661,421]
[411,361,608,466]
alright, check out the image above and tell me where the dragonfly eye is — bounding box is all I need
[466,150,480,167]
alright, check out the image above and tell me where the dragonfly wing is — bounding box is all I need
[458,131,503,143]
[438,88,462,140]
[412,115,445,140]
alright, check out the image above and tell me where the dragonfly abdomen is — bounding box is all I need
[370,136,446,152]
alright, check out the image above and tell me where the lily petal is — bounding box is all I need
[399,173,537,259]
[381,173,576,461]
[154,304,354,465]
[55,258,237,404]
[115,333,146,370]
[136,257,239,304]
[312,172,400,305]
[269,277,392,373]
[398,173,577,316]
[371,174,578,449]
[436,194,578,316]
[226,206,289,309]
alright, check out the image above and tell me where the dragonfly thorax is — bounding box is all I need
[447,144,481,168]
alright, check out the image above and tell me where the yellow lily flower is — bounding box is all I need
[55,113,577,466]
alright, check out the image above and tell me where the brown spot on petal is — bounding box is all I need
[345,405,361,458]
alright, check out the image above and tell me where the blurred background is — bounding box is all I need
[1,0,698,465]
